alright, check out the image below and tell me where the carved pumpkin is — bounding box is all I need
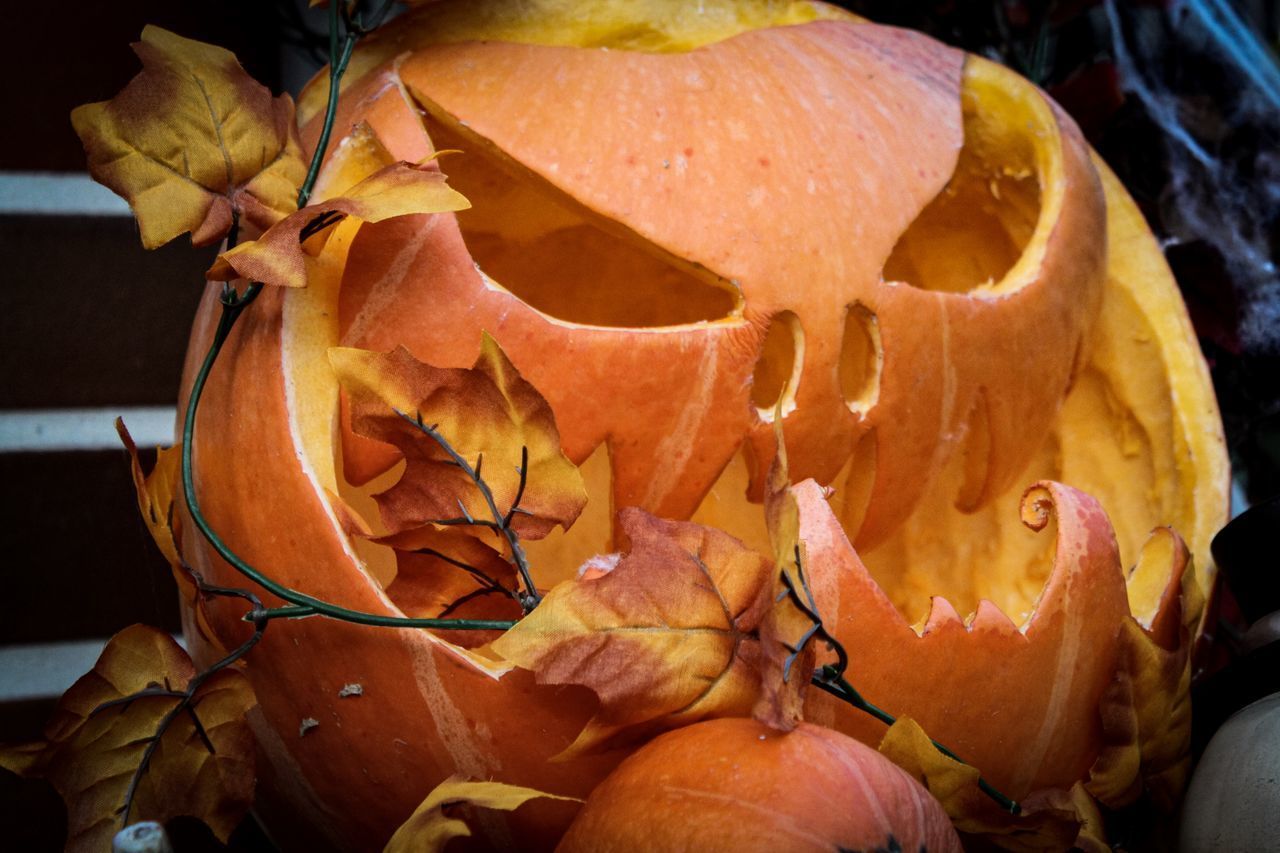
[178,0,1228,848]
[556,717,962,853]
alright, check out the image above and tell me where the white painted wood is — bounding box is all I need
[0,172,130,216]
[0,636,187,703]
[0,407,176,453]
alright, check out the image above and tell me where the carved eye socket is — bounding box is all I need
[421,110,741,328]
[751,310,803,421]
[839,302,881,415]
[882,64,1046,295]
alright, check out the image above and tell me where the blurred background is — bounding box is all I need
[1,0,1276,847]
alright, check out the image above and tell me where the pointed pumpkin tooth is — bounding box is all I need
[923,596,964,635]
[1126,526,1191,650]
[968,599,1020,636]
[791,479,909,633]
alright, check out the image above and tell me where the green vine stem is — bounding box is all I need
[178,0,516,634]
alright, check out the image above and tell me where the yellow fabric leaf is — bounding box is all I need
[116,419,186,587]
[71,26,306,249]
[329,335,585,540]
[309,121,397,203]
[384,776,579,853]
[879,718,1102,851]
[1088,529,1195,812]
[207,160,468,288]
[491,509,772,756]
[4,625,256,852]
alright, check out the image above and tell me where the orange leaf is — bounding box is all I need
[384,776,579,853]
[490,509,772,756]
[329,336,586,540]
[0,626,256,852]
[206,159,468,288]
[71,27,306,249]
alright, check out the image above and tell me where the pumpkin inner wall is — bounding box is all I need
[422,110,743,328]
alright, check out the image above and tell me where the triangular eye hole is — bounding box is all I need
[881,66,1046,296]
[419,104,742,329]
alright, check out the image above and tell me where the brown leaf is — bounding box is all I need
[1,625,256,852]
[329,336,586,539]
[384,776,579,853]
[753,423,817,731]
[378,526,523,646]
[491,508,772,756]
[206,159,469,288]
[71,27,306,249]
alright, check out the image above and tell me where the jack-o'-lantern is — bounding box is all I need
[175,0,1228,849]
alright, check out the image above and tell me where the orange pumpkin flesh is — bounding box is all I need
[178,1,1229,848]
[556,717,962,853]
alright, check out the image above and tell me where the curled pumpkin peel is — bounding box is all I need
[177,2,1228,848]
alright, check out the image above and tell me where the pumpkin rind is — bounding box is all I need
[555,717,963,853]
[177,2,1228,848]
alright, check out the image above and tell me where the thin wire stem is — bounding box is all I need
[397,412,541,611]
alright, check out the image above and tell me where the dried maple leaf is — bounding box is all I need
[0,625,255,852]
[384,776,579,853]
[329,336,586,540]
[71,26,306,249]
[206,159,468,288]
[491,508,772,756]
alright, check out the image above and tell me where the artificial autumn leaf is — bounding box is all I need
[329,336,587,539]
[378,526,523,646]
[751,420,819,731]
[116,419,186,588]
[384,776,579,853]
[491,508,772,756]
[71,26,306,250]
[206,160,469,288]
[309,121,397,203]
[0,625,255,852]
[117,421,229,657]
[878,718,1106,852]
[1088,529,1197,812]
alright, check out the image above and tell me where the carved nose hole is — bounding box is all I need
[752,311,803,421]
[840,303,881,414]
[881,66,1045,295]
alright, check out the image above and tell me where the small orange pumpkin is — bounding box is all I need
[177,0,1228,847]
[556,717,962,853]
